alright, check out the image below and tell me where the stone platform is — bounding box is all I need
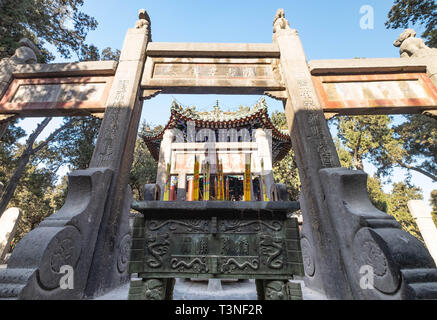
[1,263,327,299]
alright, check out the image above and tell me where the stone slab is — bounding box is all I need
[12,61,118,78]
[408,200,437,264]
[309,57,427,75]
[0,208,22,263]
[146,42,280,58]
[0,76,114,117]
[313,73,437,114]
[141,56,284,95]
[131,200,300,216]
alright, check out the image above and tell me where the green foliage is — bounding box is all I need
[270,111,300,200]
[48,116,102,170]
[0,0,98,62]
[334,114,437,183]
[387,114,437,182]
[334,115,395,171]
[334,138,353,169]
[367,175,389,213]
[0,119,26,185]
[388,182,423,241]
[430,190,437,227]
[79,45,121,62]
[8,157,60,245]
[129,122,160,200]
[386,0,437,48]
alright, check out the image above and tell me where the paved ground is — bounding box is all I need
[95,278,327,300]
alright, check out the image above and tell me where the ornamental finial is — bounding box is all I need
[273,9,291,33]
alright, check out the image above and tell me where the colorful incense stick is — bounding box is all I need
[244,154,251,201]
[163,162,171,201]
[193,155,200,201]
[204,161,210,201]
[261,159,269,202]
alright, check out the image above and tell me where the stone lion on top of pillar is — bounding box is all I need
[394,29,437,58]
[273,9,291,33]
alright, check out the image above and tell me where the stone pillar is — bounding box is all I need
[255,129,274,200]
[272,10,351,298]
[177,172,186,201]
[408,200,437,263]
[156,130,175,199]
[85,10,151,297]
[0,208,22,264]
[424,56,437,87]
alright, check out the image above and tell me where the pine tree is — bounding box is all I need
[386,0,437,48]
[0,0,98,62]
[430,190,437,228]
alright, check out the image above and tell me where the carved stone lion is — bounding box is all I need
[135,9,150,29]
[273,9,290,33]
[0,38,40,72]
[393,29,437,58]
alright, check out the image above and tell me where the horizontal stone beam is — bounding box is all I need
[12,61,118,78]
[146,42,280,58]
[309,57,428,75]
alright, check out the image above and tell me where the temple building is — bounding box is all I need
[142,99,292,201]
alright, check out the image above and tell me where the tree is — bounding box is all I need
[0,0,98,62]
[48,116,101,170]
[385,114,437,182]
[332,114,437,184]
[367,175,390,213]
[333,115,395,172]
[270,111,300,200]
[129,122,160,200]
[430,190,437,227]
[388,182,424,241]
[0,118,77,216]
[386,0,437,48]
[79,45,121,62]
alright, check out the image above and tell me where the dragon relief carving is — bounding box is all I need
[146,232,170,268]
[259,234,284,269]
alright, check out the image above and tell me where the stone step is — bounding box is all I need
[0,268,34,284]
[401,269,437,284]
[0,283,25,298]
[408,282,437,300]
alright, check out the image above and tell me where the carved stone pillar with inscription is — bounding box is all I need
[272,9,350,298]
[84,9,152,297]
[274,9,437,299]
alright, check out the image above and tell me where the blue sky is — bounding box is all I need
[18,0,436,206]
